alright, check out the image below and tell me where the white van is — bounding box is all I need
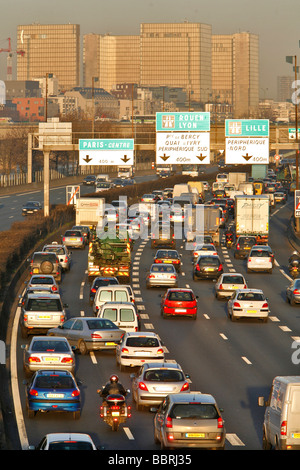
[258,376,300,449]
[97,301,140,332]
[93,285,134,314]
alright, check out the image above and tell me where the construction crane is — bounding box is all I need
[0,37,25,80]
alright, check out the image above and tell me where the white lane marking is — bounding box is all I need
[90,352,97,364]
[144,323,154,329]
[80,310,85,316]
[124,427,135,440]
[203,314,210,319]
[226,434,245,446]
[220,333,228,340]
[269,316,280,322]
[11,306,29,449]
[279,325,292,332]
[242,356,252,365]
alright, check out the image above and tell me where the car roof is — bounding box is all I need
[26,293,61,299]
[167,288,193,292]
[31,336,67,342]
[124,331,158,337]
[143,362,182,370]
[45,433,94,443]
[234,288,263,294]
[100,301,135,306]
[168,392,215,404]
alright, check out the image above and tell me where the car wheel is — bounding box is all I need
[78,340,88,355]
[290,297,296,306]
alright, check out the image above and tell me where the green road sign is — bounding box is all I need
[225,119,269,137]
[156,112,210,132]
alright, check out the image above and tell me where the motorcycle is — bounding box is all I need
[99,391,131,431]
[289,260,300,279]
[225,234,234,249]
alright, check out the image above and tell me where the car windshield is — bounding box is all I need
[126,337,159,347]
[237,292,264,301]
[168,291,193,301]
[170,403,219,419]
[86,319,117,330]
[31,340,70,352]
[144,369,184,382]
[34,375,75,389]
[48,442,94,450]
[26,298,62,311]
[222,275,244,284]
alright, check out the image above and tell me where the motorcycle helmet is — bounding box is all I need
[110,375,119,383]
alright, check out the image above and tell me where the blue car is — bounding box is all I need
[25,370,81,419]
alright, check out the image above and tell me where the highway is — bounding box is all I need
[5,181,300,451]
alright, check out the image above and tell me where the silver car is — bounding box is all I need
[146,264,178,288]
[286,278,300,306]
[152,392,226,449]
[62,229,85,249]
[215,273,247,300]
[48,317,125,355]
[22,336,75,377]
[131,362,190,410]
[27,274,59,292]
[227,288,269,322]
[42,242,71,271]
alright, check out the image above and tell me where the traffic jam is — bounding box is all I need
[11,165,300,451]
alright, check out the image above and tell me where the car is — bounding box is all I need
[22,336,75,376]
[116,332,165,370]
[247,246,273,273]
[252,244,275,265]
[146,264,178,288]
[71,225,90,243]
[286,278,300,306]
[130,362,190,409]
[20,292,67,338]
[234,236,257,259]
[48,317,125,355]
[95,181,113,192]
[192,243,218,262]
[93,285,135,315]
[193,254,223,281]
[19,285,57,307]
[151,392,226,450]
[227,288,269,322]
[29,433,99,450]
[141,194,157,203]
[150,222,175,249]
[89,276,119,306]
[97,301,140,332]
[160,288,198,319]
[215,273,247,300]
[274,191,287,204]
[42,242,71,272]
[83,175,96,185]
[62,229,85,249]
[22,201,43,216]
[153,249,182,272]
[28,251,62,282]
[26,274,59,292]
[25,370,81,419]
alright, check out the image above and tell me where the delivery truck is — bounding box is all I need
[185,204,221,246]
[75,197,105,228]
[235,195,269,244]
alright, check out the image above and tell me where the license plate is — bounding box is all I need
[135,351,150,355]
[33,268,39,273]
[111,411,120,416]
[163,260,172,263]
[105,342,116,346]
[185,433,205,438]
[205,268,214,271]
[246,310,257,314]
[47,393,64,398]
[292,433,300,438]
[175,309,186,312]
[70,238,77,241]
[43,357,59,362]
[155,386,172,392]
[38,315,51,319]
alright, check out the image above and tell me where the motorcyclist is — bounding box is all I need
[97,375,127,402]
[225,226,234,243]
[289,251,300,266]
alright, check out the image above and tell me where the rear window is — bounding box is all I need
[86,319,116,330]
[144,369,184,382]
[99,291,112,302]
[237,292,264,301]
[26,298,62,311]
[251,250,270,257]
[35,375,75,389]
[30,277,55,285]
[115,291,129,302]
[126,336,159,347]
[102,308,117,322]
[168,291,193,301]
[32,253,58,263]
[222,275,244,284]
[120,308,135,322]
[151,265,176,273]
[31,340,69,352]
[170,403,219,419]
[64,231,82,237]
[198,257,219,266]
[43,247,65,255]
[238,237,256,246]
[94,278,118,288]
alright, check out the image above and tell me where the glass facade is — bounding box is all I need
[17,24,80,91]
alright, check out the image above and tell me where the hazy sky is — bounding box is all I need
[0,0,299,99]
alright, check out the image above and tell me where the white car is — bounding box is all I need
[215,273,247,299]
[247,246,273,273]
[193,243,217,262]
[28,433,98,450]
[116,331,164,370]
[227,289,269,322]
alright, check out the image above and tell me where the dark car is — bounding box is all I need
[153,249,181,272]
[83,175,96,185]
[234,236,257,259]
[22,201,43,216]
[193,254,223,280]
[28,251,62,283]
[89,276,119,305]
[151,222,175,249]
[72,225,90,243]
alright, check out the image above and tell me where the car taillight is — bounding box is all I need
[29,389,39,396]
[138,382,148,391]
[219,284,223,290]
[170,275,177,279]
[217,417,224,429]
[166,416,173,428]
[51,285,58,292]
[157,348,164,354]
[61,357,73,363]
[91,288,97,293]
[91,333,102,339]
[62,237,65,242]
[262,303,269,309]
[196,264,200,271]
[121,347,129,354]
[180,382,190,392]
[218,264,223,271]
[233,302,241,308]
[236,244,240,250]
[149,274,155,278]
[281,420,287,436]
[293,289,300,294]
[60,315,65,322]
[71,390,80,397]
[28,357,41,363]
[248,258,252,262]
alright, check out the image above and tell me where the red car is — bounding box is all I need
[160,288,198,319]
